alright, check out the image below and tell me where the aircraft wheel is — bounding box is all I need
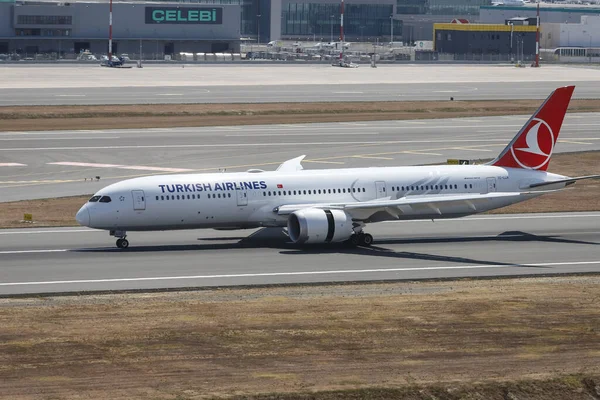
[361,233,374,247]
[116,238,129,249]
[348,234,360,247]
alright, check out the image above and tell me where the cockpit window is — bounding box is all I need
[88,196,101,202]
[99,196,112,203]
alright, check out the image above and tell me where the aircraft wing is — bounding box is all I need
[527,175,600,189]
[276,191,554,217]
[276,155,306,172]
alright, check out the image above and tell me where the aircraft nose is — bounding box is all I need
[75,205,90,227]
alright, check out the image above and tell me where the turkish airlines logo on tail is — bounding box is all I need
[510,118,555,170]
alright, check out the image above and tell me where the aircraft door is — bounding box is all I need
[236,189,248,206]
[132,190,146,210]
[375,181,387,198]
[486,178,497,193]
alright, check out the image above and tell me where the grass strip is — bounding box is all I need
[1,278,599,399]
[3,99,600,131]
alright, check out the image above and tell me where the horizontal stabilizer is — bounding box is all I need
[528,175,600,189]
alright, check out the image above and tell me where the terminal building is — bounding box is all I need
[0,0,500,57]
[0,0,241,56]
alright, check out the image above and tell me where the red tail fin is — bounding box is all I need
[491,85,575,171]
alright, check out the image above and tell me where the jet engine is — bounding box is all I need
[287,209,354,244]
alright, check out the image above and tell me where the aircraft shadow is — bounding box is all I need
[374,230,600,247]
[71,229,593,269]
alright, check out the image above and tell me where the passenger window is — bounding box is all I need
[88,195,101,202]
[318,190,321,194]
[470,184,473,189]
[303,190,307,195]
[161,195,164,200]
[278,191,282,196]
[99,196,112,203]
[187,195,190,199]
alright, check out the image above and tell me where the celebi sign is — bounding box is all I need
[145,7,223,24]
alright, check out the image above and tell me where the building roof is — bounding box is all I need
[482,3,600,12]
[434,22,537,31]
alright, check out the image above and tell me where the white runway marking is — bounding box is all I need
[1,261,599,287]
[0,137,119,141]
[48,162,194,173]
[226,132,379,137]
[157,93,183,96]
[55,94,86,97]
[1,139,521,152]
[0,163,26,167]
[0,229,95,235]
[0,249,69,255]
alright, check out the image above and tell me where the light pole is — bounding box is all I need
[330,14,334,43]
[390,14,394,44]
[257,14,261,44]
[509,22,514,62]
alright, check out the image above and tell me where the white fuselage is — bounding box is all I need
[78,165,566,232]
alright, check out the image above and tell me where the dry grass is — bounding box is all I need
[2,99,600,131]
[0,277,599,399]
[1,151,598,229]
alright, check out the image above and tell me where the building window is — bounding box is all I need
[17,15,73,25]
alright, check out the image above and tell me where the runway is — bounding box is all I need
[0,212,598,295]
[1,113,599,202]
[1,65,600,105]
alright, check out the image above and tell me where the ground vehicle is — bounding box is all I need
[100,55,125,67]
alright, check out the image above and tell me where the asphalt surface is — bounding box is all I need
[1,113,599,202]
[0,212,598,295]
[1,64,599,105]
[4,81,600,105]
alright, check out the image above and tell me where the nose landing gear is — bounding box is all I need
[110,230,129,249]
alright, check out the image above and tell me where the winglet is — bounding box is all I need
[276,155,306,172]
[490,85,575,171]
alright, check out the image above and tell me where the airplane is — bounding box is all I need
[76,85,599,249]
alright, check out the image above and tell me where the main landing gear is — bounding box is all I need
[110,230,129,249]
[347,232,374,247]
